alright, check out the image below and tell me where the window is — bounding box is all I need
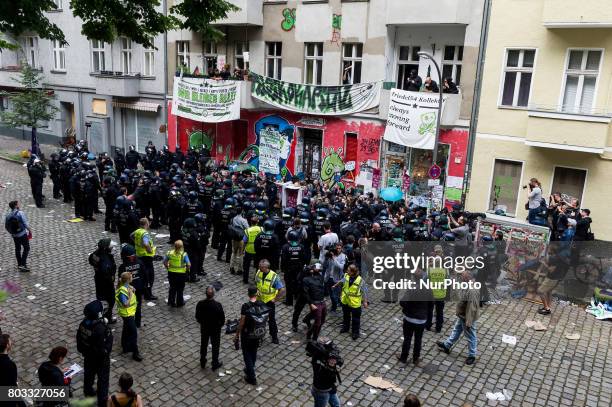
[500,49,535,107]
[551,167,587,205]
[342,43,362,84]
[397,46,420,90]
[562,49,602,114]
[304,42,323,85]
[442,45,463,85]
[25,37,39,68]
[91,40,106,72]
[176,41,190,69]
[235,42,249,70]
[51,40,66,71]
[203,41,218,74]
[266,42,282,79]
[489,159,523,215]
[143,46,155,76]
[0,97,8,112]
[120,38,132,74]
[53,0,63,9]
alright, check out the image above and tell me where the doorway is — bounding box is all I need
[299,127,323,180]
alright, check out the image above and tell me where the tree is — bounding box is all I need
[1,0,240,51]
[0,64,58,155]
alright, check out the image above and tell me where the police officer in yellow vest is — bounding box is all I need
[115,272,143,361]
[132,218,157,301]
[336,264,368,340]
[255,259,285,344]
[426,245,449,332]
[163,240,191,307]
[242,216,262,284]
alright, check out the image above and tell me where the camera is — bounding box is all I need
[522,185,528,189]
[306,338,343,367]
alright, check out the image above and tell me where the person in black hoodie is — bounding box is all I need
[38,346,71,406]
[574,209,592,241]
[310,337,342,407]
[195,286,225,370]
[0,334,26,407]
[397,270,433,366]
[443,77,459,94]
[89,238,117,323]
[76,300,113,407]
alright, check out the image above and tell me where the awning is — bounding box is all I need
[112,101,160,112]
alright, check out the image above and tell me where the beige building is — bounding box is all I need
[466,0,612,240]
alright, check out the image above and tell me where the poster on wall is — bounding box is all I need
[383,89,445,149]
[250,72,382,116]
[172,77,241,123]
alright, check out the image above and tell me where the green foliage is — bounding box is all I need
[0,64,58,129]
[69,0,177,49]
[171,0,240,40]
[0,0,66,49]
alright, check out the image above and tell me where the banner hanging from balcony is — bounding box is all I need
[172,77,241,123]
[250,72,381,115]
[383,88,445,150]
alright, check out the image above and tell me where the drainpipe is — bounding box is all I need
[461,0,492,207]
[163,0,169,147]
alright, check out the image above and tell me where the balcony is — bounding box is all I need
[386,0,473,25]
[93,71,141,98]
[525,108,610,154]
[543,0,612,28]
[211,0,263,26]
[378,89,462,126]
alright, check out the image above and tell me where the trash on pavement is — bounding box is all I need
[364,376,403,393]
[565,333,580,340]
[146,302,156,307]
[27,295,36,300]
[524,320,536,328]
[501,334,517,345]
[533,321,548,331]
[486,389,513,401]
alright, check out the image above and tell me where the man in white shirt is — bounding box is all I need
[317,222,339,264]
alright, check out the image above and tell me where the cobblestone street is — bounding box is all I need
[0,137,611,407]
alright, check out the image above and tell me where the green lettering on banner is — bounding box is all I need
[177,87,190,99]
[250,72,380,115]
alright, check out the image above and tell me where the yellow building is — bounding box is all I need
[466,0,612,240]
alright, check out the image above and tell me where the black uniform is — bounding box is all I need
[254,231,281,271]
[76,301,113,407]
[125,150,140,170]
[48,157,62,199]
[101,181,120,232]
[28,162,46,207]
[88,244,117,321]
[216,206,235,262]
[280,242,308,306]
[182,220,202,282]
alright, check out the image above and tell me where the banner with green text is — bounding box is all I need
[172,77,241,123]
[250,72,381,116]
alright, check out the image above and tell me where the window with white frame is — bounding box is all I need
[51,40,66,71]
[25,37,39,68]
[397,45,420,90]
[442,45,463,85]
[266,42,282,79]
[91,40,106,72]
[235,42,249,70]
[304,42,323,85]
[53,0,63,9]
[203,41,218,74]
[562,49,602,114]
[500,49,535,107]
[143,46,155,76]
[120,38,132,74]
[176,41,190,69]
[342,43,362,85]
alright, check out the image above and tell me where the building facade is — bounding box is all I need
[167,0,485,205]
[0,2,167,153]
[465,0,612,240]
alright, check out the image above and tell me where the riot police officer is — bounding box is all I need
[254,219,281,271]
[182,218,202,283]
[195,213,210,276]
[48,153,62,199]
[217,197,236,263]
[28,157,47,208]
[88,238,117,323]
[280,230,308,306]
[125,145,140,170]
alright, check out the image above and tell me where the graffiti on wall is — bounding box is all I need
[281,8,296,31]
[188,128,214,150]
[321,147,346,187]
[331,14,342,46]
[359,138,379,155]
[238,115,295,178]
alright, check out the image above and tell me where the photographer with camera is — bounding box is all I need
[308,338,343,407]
[234,287,269,385]
[524,178,543,225]
[303,262,327,341]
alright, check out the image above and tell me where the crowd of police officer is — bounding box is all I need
[21,140,498,406]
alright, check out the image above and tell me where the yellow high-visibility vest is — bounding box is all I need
[115,285,137,317]
[341,274,363,308]
[245,226,262,254]
[167,249,187,273]
[134,228,156,257]
[256,270,279,303]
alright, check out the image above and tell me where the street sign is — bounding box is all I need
[428,164,442,179]
[427,178,440,187]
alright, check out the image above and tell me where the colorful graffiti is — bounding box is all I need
[281,8,296,31]
[321,147,346,187]
[188,128,214,150]
[331,14,342,46]
[359,138,379,154]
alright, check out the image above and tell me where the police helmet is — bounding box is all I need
[263,219,275,232]
[183,217,196,228]
[225,197,236,208]
[120,244,136,258]
[287,230,301,242]
[391,227,404,242]
[255,201,267,211]
[317,207,329,219]
[188,190,198,200]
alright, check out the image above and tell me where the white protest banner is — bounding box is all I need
[258,126,282,174]
[383,89,445,149]
[172,77,240,123]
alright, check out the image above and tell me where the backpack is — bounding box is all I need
[228,223,246,241]
[245,303,269,340]
[5,212,23,235]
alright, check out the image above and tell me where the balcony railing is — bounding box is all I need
[93,71,141,98]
